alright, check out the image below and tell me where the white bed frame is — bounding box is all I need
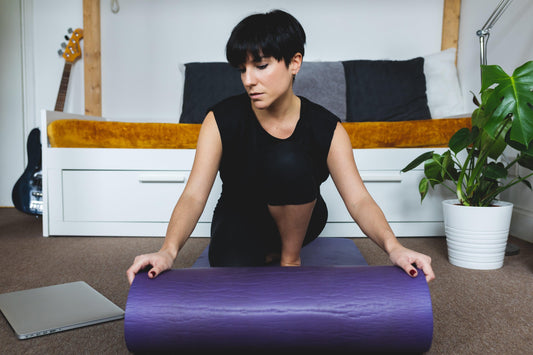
[41,109,453,237]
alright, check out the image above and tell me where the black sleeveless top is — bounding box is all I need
[210,93,340,208]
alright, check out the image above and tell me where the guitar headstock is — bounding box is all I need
[58,28,84,63]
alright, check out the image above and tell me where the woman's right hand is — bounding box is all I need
[126,249,175,285]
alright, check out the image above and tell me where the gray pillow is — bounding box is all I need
[294,61,347,120]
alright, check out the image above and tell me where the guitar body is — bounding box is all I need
[12,128,43,215]
[11,28,83,216]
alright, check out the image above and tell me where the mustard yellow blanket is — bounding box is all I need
[48,118,471,149]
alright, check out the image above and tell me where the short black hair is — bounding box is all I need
[226,10,306,68]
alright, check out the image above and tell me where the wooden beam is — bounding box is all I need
[441,0,461,51]
[83,0,102,116]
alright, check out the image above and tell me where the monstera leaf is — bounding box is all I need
[481,61,533,147]
[402,61,533,206]
[472,105,510,160]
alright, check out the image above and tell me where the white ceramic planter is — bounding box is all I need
[442,199,513,270]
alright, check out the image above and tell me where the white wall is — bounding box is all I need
[32,0,84,122]
[32,0,444,123]
[26,0,533,123]
[2,0,533,206]
[0,0,25,207]
[457,0,533,112]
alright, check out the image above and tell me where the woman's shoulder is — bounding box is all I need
[209,93,249,116]
[209,93,251,141]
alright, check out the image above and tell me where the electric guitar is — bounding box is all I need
[12,128,42,215]
[12,28,83,215]
[55,28,84,111]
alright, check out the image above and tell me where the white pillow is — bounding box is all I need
[423,48,466,118]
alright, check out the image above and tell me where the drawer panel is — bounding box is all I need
[322,170,452,222]
[62,170,221,223]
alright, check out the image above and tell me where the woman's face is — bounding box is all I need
[239,53,301,110]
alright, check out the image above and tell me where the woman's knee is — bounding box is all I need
[209,213,268,267]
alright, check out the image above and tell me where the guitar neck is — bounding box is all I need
[54,62,73,112]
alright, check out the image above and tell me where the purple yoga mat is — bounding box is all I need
[125,266,433,353]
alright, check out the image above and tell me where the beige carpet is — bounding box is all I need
[0,208,531,354]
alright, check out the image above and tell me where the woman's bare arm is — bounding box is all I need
[126,112,222,283]
[327,122,434,282]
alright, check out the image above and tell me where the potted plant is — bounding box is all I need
[402,60,533,270]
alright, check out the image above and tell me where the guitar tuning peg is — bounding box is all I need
[68,28,73,34]
[61,42,67,49]
[64,35,69,41]
[58,49,63,56]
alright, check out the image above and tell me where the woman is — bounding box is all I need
[127,10,435,284]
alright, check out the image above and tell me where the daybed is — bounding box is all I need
[41,50,469,237]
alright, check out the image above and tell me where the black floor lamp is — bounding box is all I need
[476,0,520,256]
[476,0,514,68]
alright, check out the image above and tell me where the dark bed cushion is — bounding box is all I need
[180,62,245,123]
[342,57,430,122]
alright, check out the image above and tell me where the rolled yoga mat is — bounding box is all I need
[125,240,433,353]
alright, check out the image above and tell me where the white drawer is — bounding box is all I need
[322,170,451,222]
[62,170,221,223]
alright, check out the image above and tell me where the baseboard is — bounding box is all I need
[510,206,533,243]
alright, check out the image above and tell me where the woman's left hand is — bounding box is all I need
[388,246,435,283]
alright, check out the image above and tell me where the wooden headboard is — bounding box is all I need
[81,0,461,117]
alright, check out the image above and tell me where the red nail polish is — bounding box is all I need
[410,269,417,276]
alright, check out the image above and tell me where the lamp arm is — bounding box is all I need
[480,0,514,33]
[476,0,514,69]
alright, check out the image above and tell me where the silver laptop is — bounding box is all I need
[0,281,124,339]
